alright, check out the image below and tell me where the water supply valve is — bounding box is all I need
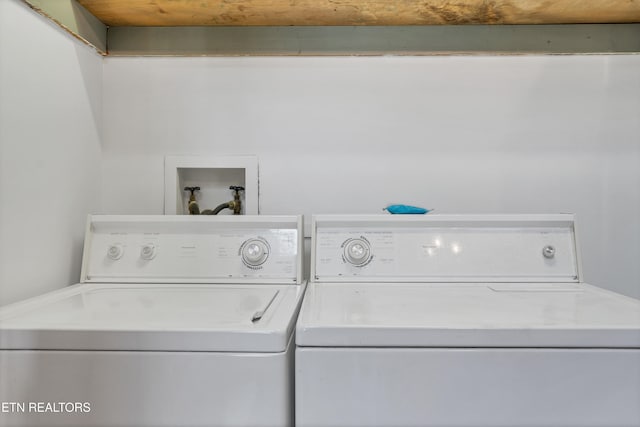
[229,186,245,215]
[184,187,201,215]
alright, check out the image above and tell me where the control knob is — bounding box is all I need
[107,244,124,260]
[140,244,157,260]
[343,238,372,266]
[241,238,270,267]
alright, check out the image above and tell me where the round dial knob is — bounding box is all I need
[241,239,269,267]
[140,244,156,260]
[107,244,124,260]
[344,239,371,266]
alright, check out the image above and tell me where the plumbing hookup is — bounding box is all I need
[184,186,244,215]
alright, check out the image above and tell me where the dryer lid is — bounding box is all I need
[0,283,304,352]
[296,282,640,348]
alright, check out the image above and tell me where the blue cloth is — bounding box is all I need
[384,205,431,214]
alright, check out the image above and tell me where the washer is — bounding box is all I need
[0,215,305,427]
[296,214,640,427]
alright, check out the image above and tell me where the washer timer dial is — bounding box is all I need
[241,238,270,268]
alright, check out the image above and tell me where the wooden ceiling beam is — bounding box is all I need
[77,0,640,27]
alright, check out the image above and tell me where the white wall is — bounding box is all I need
[0,0,103,305]
[102,55,640,298]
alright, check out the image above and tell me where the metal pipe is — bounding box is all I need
[202,202,232,215]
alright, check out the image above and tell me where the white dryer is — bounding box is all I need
[0,215,305,427]
[296,214,640,427]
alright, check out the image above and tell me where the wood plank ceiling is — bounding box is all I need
[77,0,640,27]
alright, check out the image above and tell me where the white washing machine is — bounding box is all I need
[296,214,640,427]
[0,215,305,427]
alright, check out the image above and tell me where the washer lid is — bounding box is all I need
[296,282,640,348]
[0,283,305,352]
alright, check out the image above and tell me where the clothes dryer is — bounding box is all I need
[296,214,640,427]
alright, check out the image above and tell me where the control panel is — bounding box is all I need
[81,215,303,284]
[312,215,580,283]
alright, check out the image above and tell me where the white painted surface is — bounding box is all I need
[296,282,640,347]
[102,55,640,298]
[0,282,304,351]
[296,347,640,427]
[0,0,103,305]
[0,343,294,426]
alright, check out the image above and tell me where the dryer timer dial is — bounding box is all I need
[343,238,372,266]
